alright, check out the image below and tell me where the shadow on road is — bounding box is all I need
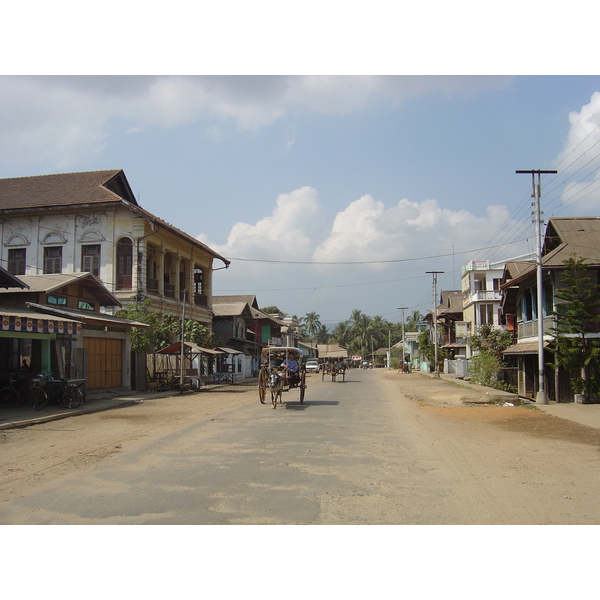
[284,400,340,410]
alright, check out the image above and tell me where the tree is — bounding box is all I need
[330,321,351,347]
[468,323,512,361]
[405,311,423,331]
[119,300,213,353]
[467,324,513,391]
[315,324,329,344]
[551,255,600,398]
[349,314,374,359]
[303,311,322,343]
[261,306,287,317]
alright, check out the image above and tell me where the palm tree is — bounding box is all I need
[349,309,364,328]
[405,310,422,331]
[316,324,329,344]
[349,314,373,359]
[330,320,351,347]
[303,312,322,343]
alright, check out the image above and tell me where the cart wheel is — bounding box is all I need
[259,368,268,404]
[300,369,306,404]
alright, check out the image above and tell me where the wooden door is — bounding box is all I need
[83,337,122,389]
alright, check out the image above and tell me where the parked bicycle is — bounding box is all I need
[0,374,47,410]
[30,373,85,410]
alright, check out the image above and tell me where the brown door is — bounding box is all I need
[83,337,122,389]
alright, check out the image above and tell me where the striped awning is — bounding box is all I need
[0,308,81,335]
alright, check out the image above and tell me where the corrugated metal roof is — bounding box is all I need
[542,217,600,266]
[504,341,548,354]
[26,302,148,327]
[0,272,120,306]
[157,342,223,355]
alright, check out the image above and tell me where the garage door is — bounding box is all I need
[83,337,122,390]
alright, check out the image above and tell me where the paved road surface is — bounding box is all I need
[2,368,600,524]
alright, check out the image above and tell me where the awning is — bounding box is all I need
[442,343,467,348]
[214,347,243,355]
[0,306,81,335]
[157,342,223,355]
[504,341,548,355]
[26,302,147,328]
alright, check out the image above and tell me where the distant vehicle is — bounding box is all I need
[305,359,320,373]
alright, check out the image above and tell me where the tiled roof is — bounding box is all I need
[0,169,135,210]
[0,169,230,266]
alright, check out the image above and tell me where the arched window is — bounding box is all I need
[116,237,133,290]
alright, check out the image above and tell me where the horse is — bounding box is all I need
[269,370,284,408]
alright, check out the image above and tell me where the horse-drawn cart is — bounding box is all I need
[258,347,306,408]
[321,358,347,382]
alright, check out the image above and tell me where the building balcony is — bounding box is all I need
[517,316,555,340]
[463,290,502,307]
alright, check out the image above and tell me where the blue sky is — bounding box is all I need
[2,7,600,328]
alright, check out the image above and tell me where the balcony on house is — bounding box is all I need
[146,278,160,295]
[518,316,555,340]
[164,283,175,298]
[463,289,502,308]
[194,293,208,308]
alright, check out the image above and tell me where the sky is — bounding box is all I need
[3,3,598,589]
[2,7,600,331]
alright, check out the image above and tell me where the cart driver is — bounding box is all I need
[281,352,300,387]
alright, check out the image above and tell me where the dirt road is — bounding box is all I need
[1,370,600,524]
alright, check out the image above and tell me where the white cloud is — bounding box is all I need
[201,186,518,270]
[198,186,323,264]
[312,195,512,266]
[0,75,510,169]
[202,185,524,319]
[554,91,600,212]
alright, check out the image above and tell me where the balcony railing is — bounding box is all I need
[194,293,208,308]
[463,290,502,307]
[146,278,159,295]
[518,316,555,339]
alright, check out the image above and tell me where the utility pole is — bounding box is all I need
[426,272,444,377]
[397,306,408,369]
[180,289,187,395]
[516,169,557,405]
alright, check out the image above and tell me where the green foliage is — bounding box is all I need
[261,306,287,317]
[119,300,213,353]
[469,352,505,388]
[405,311,423,332]
[551,254,600,398]
[468,324,513,360]
[416,330,451,372]
[302,312,322,342]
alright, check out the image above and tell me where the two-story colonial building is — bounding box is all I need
[0,170,230,332]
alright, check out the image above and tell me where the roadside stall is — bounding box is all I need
[212,347,244,383]
[153,342,223,390]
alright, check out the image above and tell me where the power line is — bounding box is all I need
[224,238,530,266]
